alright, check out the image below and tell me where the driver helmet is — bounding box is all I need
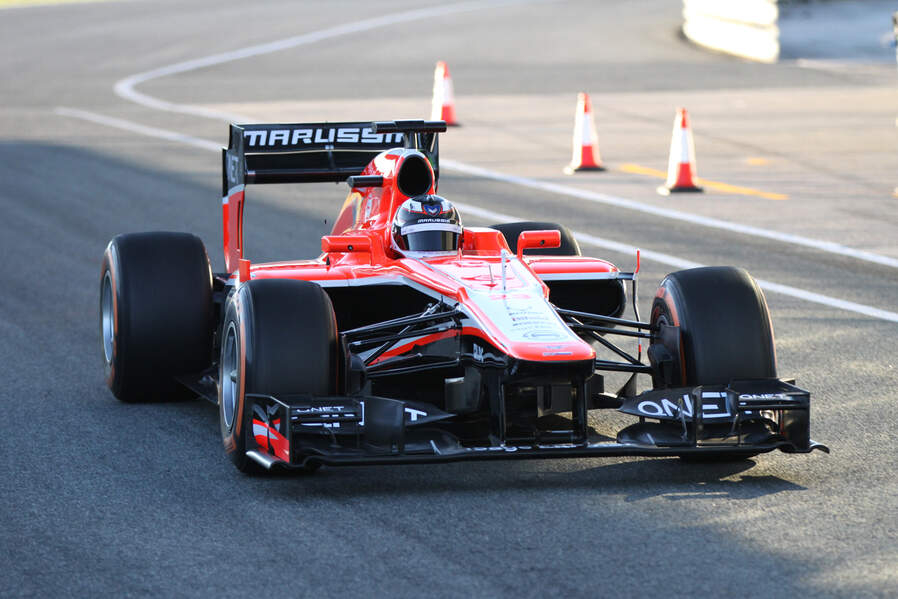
[391,194,462,256]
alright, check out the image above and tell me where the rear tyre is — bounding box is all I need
[100,232,213,402]
[219,279,337,474]
[649,266,777,462]
[489,221,581,256]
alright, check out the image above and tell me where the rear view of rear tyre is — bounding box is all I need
[100,232,213,402]
[490,221,581,256]
[219,279,337,474]
[649,266,777,461]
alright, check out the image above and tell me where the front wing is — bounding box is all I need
[243,378,829,470]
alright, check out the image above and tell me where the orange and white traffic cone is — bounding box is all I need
[564,92,604,174]
[430,61,459,126]
[657,107,703,195]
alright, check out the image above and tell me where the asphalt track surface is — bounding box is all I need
[2,1,897,597]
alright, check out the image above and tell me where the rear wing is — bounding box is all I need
[220,120,445,272]
[221,120,445,194]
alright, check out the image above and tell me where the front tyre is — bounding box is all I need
[650,266,776,387]
[649,266,777,462]
[219,279,337,473]
[100,232,213,402]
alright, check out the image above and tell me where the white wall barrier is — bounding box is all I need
[682,0,780,63]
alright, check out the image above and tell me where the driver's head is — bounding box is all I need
[391,195,462,256]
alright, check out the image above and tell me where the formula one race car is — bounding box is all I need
[99,119,827,472]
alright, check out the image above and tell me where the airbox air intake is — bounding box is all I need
[396,153,433,197]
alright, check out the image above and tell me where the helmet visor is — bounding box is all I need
[405,230,459,252]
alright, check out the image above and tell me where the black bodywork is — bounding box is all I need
[187,271,828,471]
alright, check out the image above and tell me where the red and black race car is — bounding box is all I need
[100,120,827,472]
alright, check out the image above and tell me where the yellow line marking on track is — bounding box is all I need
[618,163,668,178]
[0,0,114,7]
[619,163,789,201]
[745,157,770,166]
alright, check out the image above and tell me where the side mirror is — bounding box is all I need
[516,230,561,259]
[321,235,372,253]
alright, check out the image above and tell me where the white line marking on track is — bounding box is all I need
[442,159,898,270]
[113,0,531,121]
[455,201,898,323]
[54,107,221,152]
[54,106,898,324]
[110,0,898,273]
[792,58,893,76]
[457,201,703,269]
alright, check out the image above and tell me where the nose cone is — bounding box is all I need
[506,338,596,363]
[461,286,596,363]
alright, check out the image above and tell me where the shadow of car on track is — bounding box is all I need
[162,396,796,501]
[255,455,806,504]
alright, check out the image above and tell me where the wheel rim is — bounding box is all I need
[221,322,238,430]
[101,272,114,364]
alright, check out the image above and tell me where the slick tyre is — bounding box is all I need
[490,221,581,256]
[650,267,776,463]
[100,232,213,402]
[219,279,337,474]
[650,266,776,387]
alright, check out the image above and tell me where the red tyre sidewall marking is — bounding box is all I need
[222,294,246,455]
[654,286,679,327]
[235,294,247,440]
[655,285,687,384]
[332,301,339,393]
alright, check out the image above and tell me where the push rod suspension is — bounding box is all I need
[342,307,462,338]
[554,307,654,330]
